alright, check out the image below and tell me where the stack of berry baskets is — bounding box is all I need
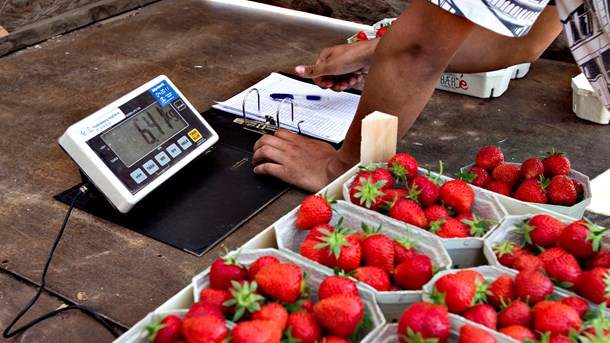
[420,265,610,342]
[341,156,508,268]
[190,248,386,343]
[459,146,592,219]
[274,198,452,321]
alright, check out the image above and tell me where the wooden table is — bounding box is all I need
[1,1,608,342]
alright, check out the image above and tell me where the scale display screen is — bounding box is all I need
[59,75,219,213]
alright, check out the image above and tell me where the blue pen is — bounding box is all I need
[269,93,323,101]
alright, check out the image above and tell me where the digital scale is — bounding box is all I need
[59,75,219,213]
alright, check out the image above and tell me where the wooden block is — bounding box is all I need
[360,111,397,165]
[0,26,8,38]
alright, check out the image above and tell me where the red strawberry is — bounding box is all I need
[487,274,516,311]
[513,178,548,204]
[185,301,224,321]
[408,165,442,208]
[313,294,364,338]
[255,263,303,303]
[430,270,485,314]
[475,146,504,171]
[393,254,433,290]
[252,303,289,331]
[381,187,409,204]
[318,275,359,300]
[533,300,581,337]
[512,253,543,272]
[498,325,536,341]
[376,27,388,37]
[360,226,394,273]
[198,287,232,315]
[514,269,554,306]
[439,179,474,214]
[248,255,280,279]
[397,302,450,343]
[231,319,283,343]
[354,31,368,42]
[430,217,469,238]
[464,165,492,188]
[577,267,610,305]
[349,173,387,211]
[424,204,449,223]
[459,324,497,343]
[296,193,335,230]
[484,180,512,196]
[584,249,610,269]
[300,238,328,265]
[558,296,589,318]
[572,178,585,201]
[559,219,608,259]
[318,336,350,343]
[393,234,417,266]
[492,163,521,190]
[388,153,419,181]
[389,198,428,228]
[353,265,391,291]
[520,157,545,179]
[182,315,227,343]
[146,314,184,343]
[542,148,571,177]
[209,253,249,290]
[521,214,566,248]
[305,223,334,241]
[285,311,323,343]
[225,280,265,321]
[318,229,362,271]
[493,241,523,268]
[497,300,532,329]
[458,213,497,237]
[463,303,497,330]
[538,247,582,290]
[547,175,577,206]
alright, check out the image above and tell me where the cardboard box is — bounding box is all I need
[572,73,610,124]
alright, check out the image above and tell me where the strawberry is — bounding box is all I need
[393,254,433,290]
[458,213,498,237]
[313,294,364,338]
[231,319,283,343]
[353,265,391,291]
[248,255,280,279]
[430,270,486,314]
[459,324,497,343]
[254,263,303,303]
[318,336,350,343]
[520,157,545,179]
[349,173,387,211]
[577,267,610,305]
[475,146,504,171]
[185,300,224,321]
[209,253,249,290]
[376,27,387,37]
[424,204,449,223]
[318,275,359,300]
[462,165,492,188]
[533,300,581,337]
[381,187,409,204]
[429,217,469,238]
[252,303,288,331]
[513,178,548,204]
[354,31,368,42]
[491,163,521,190]
[360,225,395,273]
[408,175,440,208]
[463,303,497,330]
[584,249,610,269]
[296,193,335,230]
[397,302,450,343]
[520,214,566,248]
[285,311,323,343]
[484,180,512,196]
[198,287,232,315]
[493,241,523,268]
[393,234,417,266]
[538,247,582,290]
[182,315,227,343]
[300,238,328,265]
[388,153,419,181]
[497,300,532,329]
[559,218,609,259]
[498,325,536,341]
[439,179,474,214]
[146,314,183,343]
[514,269,554,306]
[558,296,589,318]
[542,148,570,177]
[225,280,265,321]
[487,274,516,311]
[317,228,362,271]
[305,223,334,242]
[546,175,577,206]
[512,253,543,272]
[572,178,585,202]
[389,198,428,229]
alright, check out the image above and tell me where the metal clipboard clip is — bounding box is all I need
[233,88,304,135]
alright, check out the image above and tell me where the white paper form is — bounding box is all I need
[212,72,360,144]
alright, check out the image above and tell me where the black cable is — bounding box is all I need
[3,185,120,339]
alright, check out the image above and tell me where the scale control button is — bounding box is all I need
[188,129,202,142]
[130,168,147,184]
[143,160,160,175]
[177,136,192,150]
[155,151,171,166]
[167,143,181,158]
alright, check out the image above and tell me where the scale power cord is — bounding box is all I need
[3,184,120,340]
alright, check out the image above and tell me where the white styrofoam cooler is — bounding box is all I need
[572,73,610,124]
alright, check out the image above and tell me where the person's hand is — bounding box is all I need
[295,39,378,92]
[252,130,357,192]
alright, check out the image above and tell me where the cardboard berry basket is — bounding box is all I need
[460,163,592,219]
[274,199,452,321]
[374,314,517,343]
[341,164,508,268]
